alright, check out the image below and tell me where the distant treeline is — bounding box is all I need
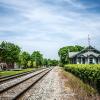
[0,41,58,69]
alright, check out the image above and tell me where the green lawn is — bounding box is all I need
[0,68,35,77]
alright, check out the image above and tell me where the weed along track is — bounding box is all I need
[0,68,52,100]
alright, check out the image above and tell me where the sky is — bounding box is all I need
[0,0,100,59]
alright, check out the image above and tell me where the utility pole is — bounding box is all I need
[88,34,91,46]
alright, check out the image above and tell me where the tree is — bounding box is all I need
[31,51,43,67]
[19,51,30,68]
[47,59,58,67]
[51,60,59,66]
[33,61,36,67]
[0,41,21,68]
[43,58,48,67]
[47,59,52,66]
[58,45,84,65]
[27,60,32,68]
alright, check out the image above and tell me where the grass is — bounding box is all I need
[0,68,35,77]
[60,67,100,100]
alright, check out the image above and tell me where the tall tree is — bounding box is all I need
[19,51,30,68]
[31,51,43,67]
[58,45,84,65]
[43,58,48,67]
[0,41,21,68]
[47,59,52,66]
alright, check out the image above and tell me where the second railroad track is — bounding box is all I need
[0,68,52,100]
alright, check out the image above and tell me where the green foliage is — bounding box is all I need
[62,69,97,96]
[32,61,36,67]
[43,59,58,67]
[27,60,32,67]
[19,51,30,68]
[0,41,58,69]
[58,45,84,65]
[0,68,34,76]
[31,51,43,67]
[64,64,100,92]
[43,58,48,67]
[0,41,21,63]
[49,59,58,66]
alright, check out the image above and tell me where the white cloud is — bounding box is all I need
[0,0,100,59]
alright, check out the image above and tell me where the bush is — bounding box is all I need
[64,64,100,93]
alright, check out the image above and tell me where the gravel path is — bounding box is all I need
[19,67,76,100]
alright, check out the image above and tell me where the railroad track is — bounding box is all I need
[0,68,52,100]
[0,68,45,84]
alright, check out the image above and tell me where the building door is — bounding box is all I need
[89,58,93,64]
[83,58,85,64]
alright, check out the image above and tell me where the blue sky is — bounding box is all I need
[0,0,100,59]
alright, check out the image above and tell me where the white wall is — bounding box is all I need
[98,58,100,64]
[93,58,96,64]
[14,63,19,69]
[85,58,88,64]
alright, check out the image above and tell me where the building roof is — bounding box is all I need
[69,52,79,58]
[69,45,100,58]
[78,51,100,57]
[79,45,100,54]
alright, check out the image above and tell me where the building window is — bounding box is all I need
[96,58,98,64]
[98,57,100,64]
[78,58,81,64]
[83,58,85,64]
[89,58,93,64]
